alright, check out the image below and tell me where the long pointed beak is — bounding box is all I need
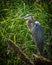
[21,15,27,19]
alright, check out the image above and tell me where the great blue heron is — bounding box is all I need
[22,14,44,55]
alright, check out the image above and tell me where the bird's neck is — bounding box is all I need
[26,19,34,31]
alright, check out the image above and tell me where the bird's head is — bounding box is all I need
[22,14,34,21]
[22,14,35,30]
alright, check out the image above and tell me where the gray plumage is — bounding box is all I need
[22,14,44,55]
[31,21,44,55]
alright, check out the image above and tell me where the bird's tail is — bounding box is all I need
[37,42,44,56]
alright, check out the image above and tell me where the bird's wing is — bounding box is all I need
[31,25,44,44]
[37,26,44,42]
[31,25,44,55]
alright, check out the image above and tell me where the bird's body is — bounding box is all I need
[31,21,44,55]
[22,14,44,55]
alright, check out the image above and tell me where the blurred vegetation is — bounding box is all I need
[0,0,52,65]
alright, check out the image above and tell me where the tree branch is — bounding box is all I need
[5,39,34,65]
[33,54,52,65]
[5,39,52,65]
